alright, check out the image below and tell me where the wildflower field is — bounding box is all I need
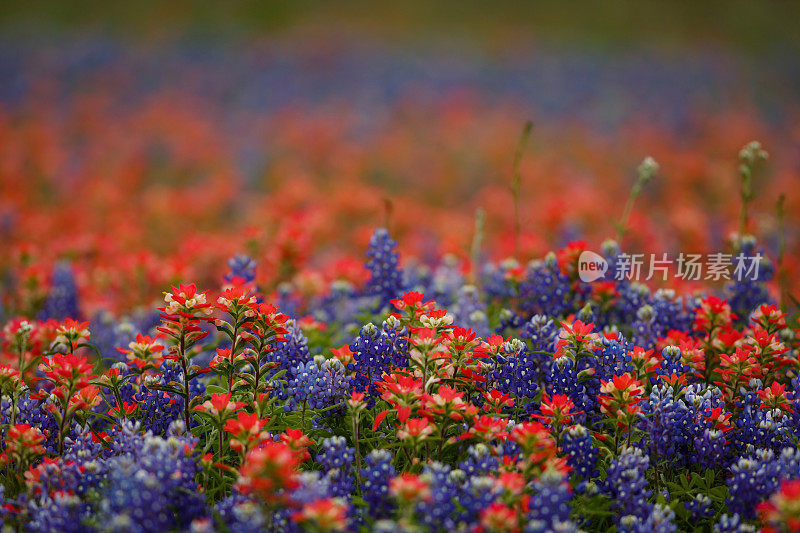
[2,5,800,532]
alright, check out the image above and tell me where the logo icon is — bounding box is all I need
[578,251,608,282]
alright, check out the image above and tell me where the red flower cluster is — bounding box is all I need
[598,373,645,429]
[0,423,46,466]
[236,441,301,503]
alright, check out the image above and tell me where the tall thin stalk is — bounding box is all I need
[510,121,533,257]
[616,156,658,244]
[470,208,485,286]
[383,197,394,235]
[737,141,768,247]
[776,193,788,310]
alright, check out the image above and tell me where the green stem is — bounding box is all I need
[10,390,17,426]
[353,415,362,495]
[228,322,240,393]
[617,157,658,244]
[179,329,191,431]
[57,385,75,455]
[253,354,261,407]
[402,444,413,467]
[436,421,449,458]
[510,121,533,258]
[113,388,125,418]
[616,194,636,243]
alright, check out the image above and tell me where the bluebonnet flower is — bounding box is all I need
[39,262,80,320]
[685,494,714,521]
[452,285,489,338]
[518,314,559,385]
[485,339,539,413]
[381,317,410,362]
[214,491,268,533]
[129,308,161,338]
[680,385,727,464]
[0,485,6,528]
[656,346,691,378]
[455,475,502,528]
[790,376,800,440]
[26,491,94,533]
[631,304,658,349]
[458,444,499,477]
[592,334,635,383]
[89,311,136,362]
[481,259,519,301]
[275,282,301,319]
[628,290,694,349]
[425,255,465,308]
[638,384,692,465]
[598,238,623,275]
[520,314,559,353]
[726,447,800,520]
[682,384,726,421]
[313,280,365,339]
[604,447,652,522]
[265,320,311,379]
[364,228,405,310]
[291,471,334,505]
[617,504,676,533]
[713,513,757,533]
[372,519,419,533]
[348,319,408,407]
[526,519,581,533]
[225,254,257,284]
[416,462,459,531]
[99,432,205,532]
[518,254,573,318]
[100,420,147,458]
[731,390,791,454]
[604,282,650,331]
[693,428,728,469]
[360,449,396,520]
[728,453,767,515]
[284,359,326,410]
[316,437,355,499]
[495,308,526,335]
[401,261,431,296]
[61,425,106,467]
[561,425,599,480]
[527,473,573,529]
[723,236,774,324]
[552,334,634,428]
[650,289,694,339]
[547,356,593,425]
[284,356,350,411]
[1,393,77,454]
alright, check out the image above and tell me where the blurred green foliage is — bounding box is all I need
[1,0,798,52]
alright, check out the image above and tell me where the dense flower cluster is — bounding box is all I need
[0,134,798,532]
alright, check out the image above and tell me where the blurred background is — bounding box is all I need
[1,1,798,313]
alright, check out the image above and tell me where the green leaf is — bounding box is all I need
[704,468,715,488]
[206,384,228,395]
[148,384,184,396]
[87,411,116,423]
